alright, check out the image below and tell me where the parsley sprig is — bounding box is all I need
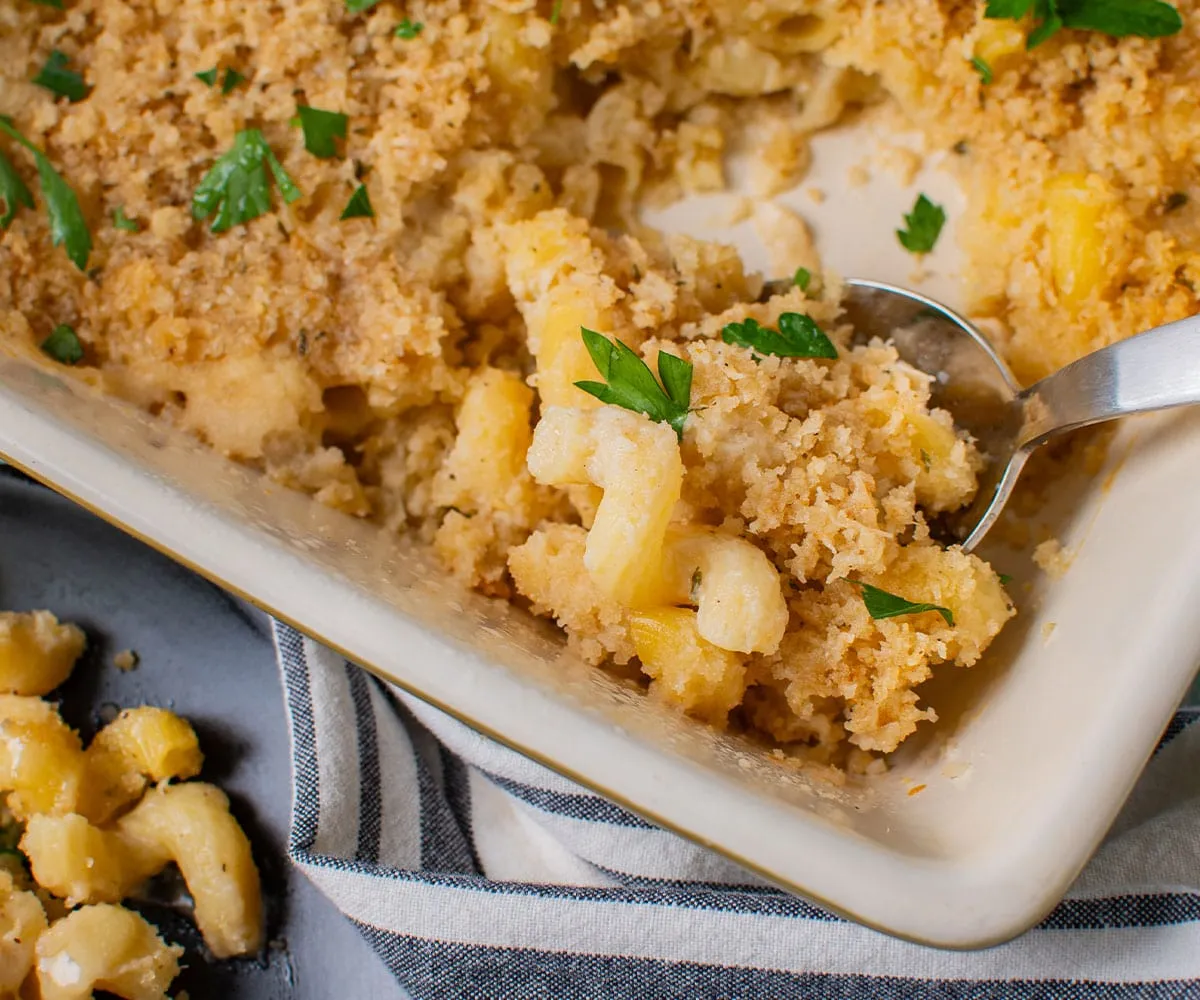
[0,117,91,270]
[112,206,138,232]
[0,151,34,229]
[395,18,424,38]
[33,50,91,103]
[985,0,1182,49]
[341,184,374,219]
[41,324,83,365]
[721,313,837,360]
[195,67,245,94]
[192,129,300,232]
[297,107,347,159]
[345,0,383,11]
[574,329,692,440]
[897,193,946,255]
[849,579,955,627]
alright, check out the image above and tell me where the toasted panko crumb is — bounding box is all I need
[113,650,139,672]
[1033,539,1073,580]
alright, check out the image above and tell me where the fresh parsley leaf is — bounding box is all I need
[340,183,374,219]
[33,50,91,103]
[0,117,91,269]
[1057,0,1182,38]
[971,55,994,84]
[192,129,301,233]
[721,312,837,360]
[346,0,383,11]
[27,0,64,6]
[985,0,1182,48]
[550,0,564,24]
[793,267,812,292]
[1026,7,1065,46]
[297,106,348,159]
[896,193,946,254]
[849,579,955,627]
[112,206,138,231]
[221,67,245,94]
[41,324,83,365]
[195,67,219,87]
[395,17,424,38]
[998,572,1014,585]
[985,0,1034,17]
[0,149,34,229]
[574,329,692,440]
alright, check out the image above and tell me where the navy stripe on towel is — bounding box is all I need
[346,663,382,863]
[353,931,1200,1000]
[479,769,655,829]
[278,628,320,853]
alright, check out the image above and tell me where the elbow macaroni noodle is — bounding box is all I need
[526,404,790,716]
[0,610,264,996]
[528,406,684,609]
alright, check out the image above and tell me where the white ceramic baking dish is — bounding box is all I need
[2,122,1198,948]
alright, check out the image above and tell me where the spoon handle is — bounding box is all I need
[1016,312,1200,449]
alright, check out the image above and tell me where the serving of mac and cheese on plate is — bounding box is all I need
[1,0,1196,768]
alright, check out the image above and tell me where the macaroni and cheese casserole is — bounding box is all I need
[2,0,1195,764]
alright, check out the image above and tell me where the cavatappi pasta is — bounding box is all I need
[0,609,264,998]
[6,0,1192,763]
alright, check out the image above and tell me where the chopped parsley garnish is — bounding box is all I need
[192,129,301,233]
[340,184,374,219]
[345,0,383,11]
[896,193,946,255]
[0,150,34,229]
[1164,191,1189,212]
[27,0,63,6]
[33,50,91,103]
[574,328,692,440]
[984,0,1182,49]
[550,0,564,24]
[41,324,83,365]
[971,55,994,84]
[0,117,91,270]
[112,206,139,231]
[793,266,812,292]
[849,579,955,627]
[395,18,424,38]
[195,67,245,93]
[998,573,1014,585]
[221,68,245,94]
[721,312,837,360]
[297,106,348,159]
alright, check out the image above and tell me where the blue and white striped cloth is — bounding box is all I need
[274,622,1200,999]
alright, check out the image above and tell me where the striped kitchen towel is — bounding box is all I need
[274,622,1200,999]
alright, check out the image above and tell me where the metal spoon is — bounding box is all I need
[791,277,1200,551]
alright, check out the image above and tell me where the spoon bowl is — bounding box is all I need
[820,278,1200,551]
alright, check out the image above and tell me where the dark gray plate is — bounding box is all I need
[0,468,399,998]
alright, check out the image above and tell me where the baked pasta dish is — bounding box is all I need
[2,0,1194,765]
